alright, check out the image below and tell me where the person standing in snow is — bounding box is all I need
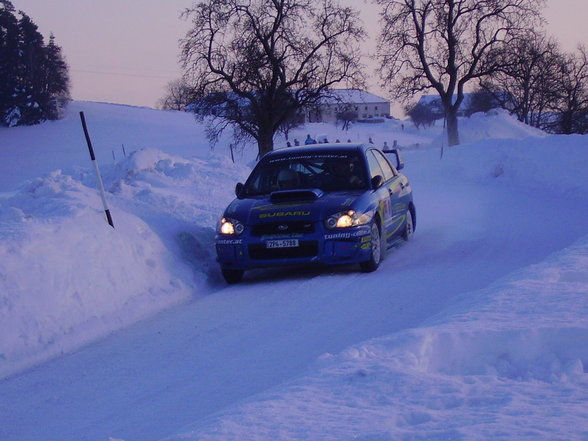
[305,134,316,145]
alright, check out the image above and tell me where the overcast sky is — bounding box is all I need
[13,0,588,111]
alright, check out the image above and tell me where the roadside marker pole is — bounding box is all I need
[79,111,115,228]
[440,115,447,159]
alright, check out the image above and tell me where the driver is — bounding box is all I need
[328,158,363,188]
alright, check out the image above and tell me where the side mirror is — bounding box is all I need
[371,175,384,190]
[235,182,244,198]
[384,148,404,170]
[391,148,404,170]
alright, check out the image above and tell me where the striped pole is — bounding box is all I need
[79,111,115,228]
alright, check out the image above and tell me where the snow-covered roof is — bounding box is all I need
[418,93,474,107]
[320,89,389,105]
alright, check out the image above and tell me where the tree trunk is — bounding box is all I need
[560,111,574,134]
[257,127,274,158]
[446,107,460,146]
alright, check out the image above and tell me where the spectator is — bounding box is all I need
[294,138,300,146]
[304,134,316,145]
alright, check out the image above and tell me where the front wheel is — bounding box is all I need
[402,209,415,241]
[222,269,244,284]
[360,221,382,273]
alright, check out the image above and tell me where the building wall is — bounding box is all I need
[307,100,391,123]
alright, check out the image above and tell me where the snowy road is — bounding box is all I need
[2,147,587,441]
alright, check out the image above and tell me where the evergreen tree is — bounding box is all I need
[0,2,70,127]
[16,11,46,125]
[0,1,21,126]
[43,34,70,119]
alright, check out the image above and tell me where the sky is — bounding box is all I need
[12,0,588,110]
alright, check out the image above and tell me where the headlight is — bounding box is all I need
[325,210,374,229]
[219,217,244,235]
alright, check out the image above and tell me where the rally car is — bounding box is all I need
[215,143,416,283]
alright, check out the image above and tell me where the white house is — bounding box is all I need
[306,89,391,123]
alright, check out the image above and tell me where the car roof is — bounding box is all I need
[266,143,373,159]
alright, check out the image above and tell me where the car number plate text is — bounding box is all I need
[265,239,299,248]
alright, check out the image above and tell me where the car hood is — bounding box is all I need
[225,189,365,224]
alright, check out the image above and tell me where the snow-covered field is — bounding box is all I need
[0,102,587,441]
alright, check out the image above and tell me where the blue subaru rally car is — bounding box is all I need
[215,143,416,283]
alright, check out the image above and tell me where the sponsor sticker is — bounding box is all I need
[259,210,311,219]
[325,229,370,240]
[217,239,243,245]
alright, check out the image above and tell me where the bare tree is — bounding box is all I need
[481,32,560,129]
[157,78,194,111]
[405,102,436,128]
[336,106,358,130]
[463,87,498,116]
[180,0,365,157]
[376,0,543,145]
[551,46,588,134]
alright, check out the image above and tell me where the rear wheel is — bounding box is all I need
[222,269,244,284]
[360,221,382,273]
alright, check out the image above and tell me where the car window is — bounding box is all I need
[242,151,369,195]
[366,151,384,180]
[372,150,396,181]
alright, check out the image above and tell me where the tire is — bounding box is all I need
[360,221,382,273]
[402,208,415,241]
[222,269,244,284]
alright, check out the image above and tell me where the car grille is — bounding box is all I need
[251,221,315,236]
[248,241,318,260]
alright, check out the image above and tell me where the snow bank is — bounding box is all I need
[409,133,588,200]
[0,101,214,192]
[457,108,546,144]
[0,147,250,379]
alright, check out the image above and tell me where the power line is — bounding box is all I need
[71,68,179,80]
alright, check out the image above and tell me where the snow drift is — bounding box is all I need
[0,102,587,441]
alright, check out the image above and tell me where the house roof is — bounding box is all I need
[417,93,474,107]
[319,89,389,105]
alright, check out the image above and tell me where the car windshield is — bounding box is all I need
[242,151,368,196]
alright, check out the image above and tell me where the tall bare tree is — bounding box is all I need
[158,78,194,111]
[481,32,560,129]
[551,46,588,134]
[181,0,365,157]
[376,0,543,145]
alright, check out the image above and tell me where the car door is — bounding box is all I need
[368,149,407,243]
[365,149,393,239]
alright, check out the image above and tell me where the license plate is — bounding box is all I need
[265,239,299,248]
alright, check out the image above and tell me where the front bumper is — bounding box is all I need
[215,222,372,270]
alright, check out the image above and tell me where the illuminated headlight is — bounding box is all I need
[325,210,374,229]
[219,217,244,235]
